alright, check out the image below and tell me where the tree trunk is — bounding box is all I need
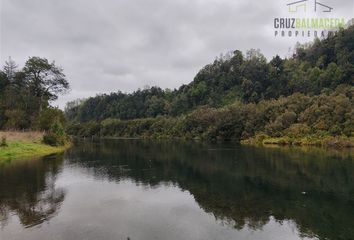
[39,95,43,112]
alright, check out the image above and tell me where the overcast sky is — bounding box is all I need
[0,0,353,108]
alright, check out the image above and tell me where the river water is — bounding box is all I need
[0,139,353,240]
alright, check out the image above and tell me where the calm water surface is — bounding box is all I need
[0,139,353,240]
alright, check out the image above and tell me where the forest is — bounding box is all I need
[1,25,353,147]
[66,26,353,121]
[64,25,354,147]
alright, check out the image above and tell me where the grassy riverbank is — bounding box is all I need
[0,131,70,161]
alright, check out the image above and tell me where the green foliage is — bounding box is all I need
[0,57,70,130]
[65,26,354,123]
[43,121,68,146]
[36,108,66,131]
[3,110,28,129]
[0,136,8,147]
[67,85,354,147]
[62,25,354,147]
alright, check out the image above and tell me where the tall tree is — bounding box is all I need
[23,57,69,112]
[3,57,17,82]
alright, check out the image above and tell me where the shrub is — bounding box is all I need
[36,108,66,131]
[0,136,8,147]
[43,121,67,146]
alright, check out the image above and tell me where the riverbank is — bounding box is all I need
[0,131,70,161]
[241,134,354,148]
[79,133,354,149]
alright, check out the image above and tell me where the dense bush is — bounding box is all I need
[0,136,7,147]
[67,85,354,144]
[36,108,67,131]
[43,121,68,146]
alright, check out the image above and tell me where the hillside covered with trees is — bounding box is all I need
[66,25,354,146]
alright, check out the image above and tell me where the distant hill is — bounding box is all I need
[65,25,353,123]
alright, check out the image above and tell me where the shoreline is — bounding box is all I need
[0,131,71,162]
[0,141,71,161]
[75,135,354,149]
[241,135,354,148]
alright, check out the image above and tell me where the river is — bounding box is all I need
[1,139,353,240]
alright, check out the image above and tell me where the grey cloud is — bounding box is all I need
[0,0,352,108]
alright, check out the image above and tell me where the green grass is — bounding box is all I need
[0,141,69,161]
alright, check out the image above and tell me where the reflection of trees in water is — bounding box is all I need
[0,156,65,228]
[67,139,354,240]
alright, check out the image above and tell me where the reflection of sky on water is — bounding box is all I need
[1,140,353,240]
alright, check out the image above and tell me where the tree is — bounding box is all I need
[3,57,17,82]
[64,25,354,130]
[23,57,69,112]
[37,107,66,131]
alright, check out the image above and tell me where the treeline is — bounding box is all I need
[67,84,354,146]
[0,57,70,146]
[66,25,354,122]
[0,57,69,130]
